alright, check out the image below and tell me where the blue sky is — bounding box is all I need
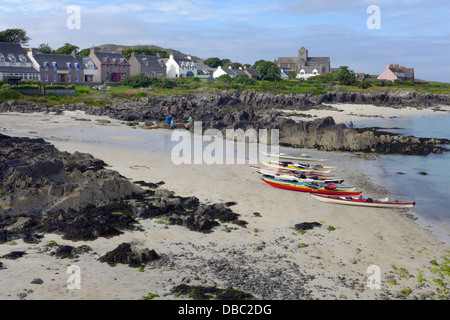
[1,0,449,81]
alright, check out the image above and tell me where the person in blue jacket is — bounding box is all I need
[166,115,172,124]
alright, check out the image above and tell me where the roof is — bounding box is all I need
[244,68,259,77]
[133,54,165,74]
[174,57,192,63]
[195,62,215,75]
[76,56,98,70]
[0,66,40,74]
[0,42,33,63]
[277,57,298,64]
[92,51,129,65]
[305,57,330,65]
[32,53,83,69]
[299,66,321,73]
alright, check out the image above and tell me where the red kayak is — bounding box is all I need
[261,176,363,196]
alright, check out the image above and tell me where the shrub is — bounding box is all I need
[357,81,373,89]
[0,89,22,102]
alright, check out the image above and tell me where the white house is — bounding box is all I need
[296,66,320,80]
[212,65,246,79]
[164,54,197,78]
[0,43,41,83]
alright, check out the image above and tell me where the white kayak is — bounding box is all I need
[311,194,415,208]
[261,160,336,174]
[260,173,345,185]
[260,151,328,162]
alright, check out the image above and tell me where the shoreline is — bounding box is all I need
[280,103,450,124]
[0,109,449,300]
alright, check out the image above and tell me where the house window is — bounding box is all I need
[0,56,4,65]
[45,74,49,82]
[68,74,72,82]
[76,74,79,82]
[11,57,16,65]
[21,57,26,66]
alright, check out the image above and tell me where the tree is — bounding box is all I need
[220,59,232,68]
[54,43,79,55]
[234,73,257,86]
[0,29,31,45]
[336,66,356,85]
[216,74,232,84]
[288,71,297,79]
[251,60,267,69]
[204,57,222,68]
[37,43,53,54]
[122,48,169,59]
[229,62,243,69]
[78,47,101,56]
[255,61,281,82]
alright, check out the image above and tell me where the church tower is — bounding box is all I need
[298,47,308,64]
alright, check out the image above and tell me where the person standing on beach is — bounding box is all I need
[349,121,354,129]
[170,119,175,129]
[166,115,172,124]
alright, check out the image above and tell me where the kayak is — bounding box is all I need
[260,151,328,162]
[250,166,336,180]
[261,160,336,173]
[264,174,345,185]
[311,194,415,208]
[261,176,363,196]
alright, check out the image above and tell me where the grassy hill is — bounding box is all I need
[97,44,202,61]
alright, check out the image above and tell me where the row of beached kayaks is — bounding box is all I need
[254,151,415,209]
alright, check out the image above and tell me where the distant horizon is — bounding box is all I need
[1,0,449,82]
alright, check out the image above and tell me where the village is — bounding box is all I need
[0,41,415,90]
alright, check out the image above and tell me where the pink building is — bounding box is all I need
[378,63,414,82]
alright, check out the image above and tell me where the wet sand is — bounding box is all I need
[0,110,448,300]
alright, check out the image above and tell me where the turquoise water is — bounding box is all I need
[356,114,450,241]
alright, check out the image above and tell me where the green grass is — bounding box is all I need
[1,77,448,107]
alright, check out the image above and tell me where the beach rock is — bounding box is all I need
[31,278,43,285]
[1,90,449,155]
[1,251,26,260]
[98,242,159,268]
[294,222,322,232]
[0,134,143,217]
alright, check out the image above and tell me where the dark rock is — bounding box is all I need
[1,251,27,260]
[294,222,322,232]
[0,134,143,217]
[31,278,43,285]
[98,242,159,268]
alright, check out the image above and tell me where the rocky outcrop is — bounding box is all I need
[0,89,448,155]
[0,134,142,217]
[0,134,249,243]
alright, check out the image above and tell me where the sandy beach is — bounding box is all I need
[0,106,449,301]
[280,103,450,124]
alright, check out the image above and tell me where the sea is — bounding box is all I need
[355,113,450,243]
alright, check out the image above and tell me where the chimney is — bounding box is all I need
[90,45,96,57]
[118,47,124,56]
[187,54,192,60]
[228,66,232,69]
[156,52,161,58]
[71,50,77,59]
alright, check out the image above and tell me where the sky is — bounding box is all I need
[0,0,449,82]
